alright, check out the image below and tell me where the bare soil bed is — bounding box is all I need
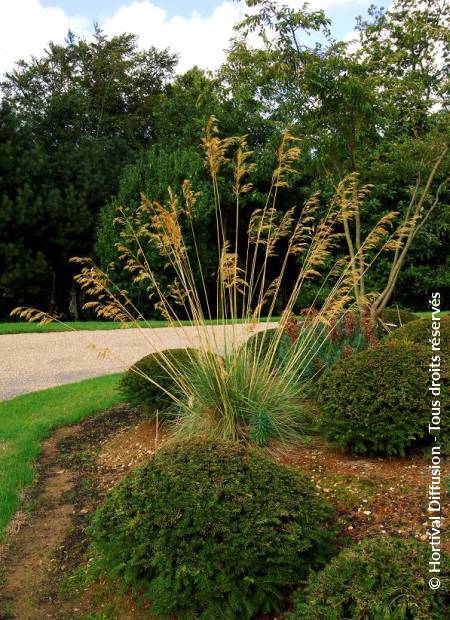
[0,405,447,619]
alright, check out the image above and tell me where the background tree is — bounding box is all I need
[220,0,450,311]
[2,2,448,319]
[96,143,218,319]
[0,101,51,313]
[0,29,176,318]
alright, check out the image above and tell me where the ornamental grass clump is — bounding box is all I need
[13,118,408,449]
[90,438,337,620]
[172,344,316,445]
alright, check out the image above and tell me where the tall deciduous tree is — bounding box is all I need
[221,0,450,310]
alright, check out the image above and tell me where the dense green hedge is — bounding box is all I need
[90,439,336,619]
[380,307,417,327]
[385,316,450,353]
[316,341,439,455]
[289,536,449,620]
[120,348,201,413]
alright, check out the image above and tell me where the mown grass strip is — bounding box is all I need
[0,317,280,335]
[414,310,449,318]
[0,374,123,539]
[0,321,168,335]
[2,312,449,335]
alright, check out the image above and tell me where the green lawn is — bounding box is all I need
[0,320,173,335]
[0,374,123,539]
[1,311,448,335]
[0,317,279,335]
[414,310,449,318]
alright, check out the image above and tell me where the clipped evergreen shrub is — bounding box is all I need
[385,316,450,353]
[120,348,201,412]
[383,316,450,454]
[289,536,449,620]
[380,306,417,327]
[90,439,336,620]
[316,341,445,455]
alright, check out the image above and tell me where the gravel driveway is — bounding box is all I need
[0,323,275,401]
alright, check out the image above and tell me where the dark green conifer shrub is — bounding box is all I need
[90,439,336,619]
[119,348,201,412]
[380,306,417,327]
[316,341,443,455]
[289,536,449,620]
[385,316,450,353]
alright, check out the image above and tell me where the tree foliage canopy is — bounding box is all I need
[0,29,176,316]
[1,1,448,317]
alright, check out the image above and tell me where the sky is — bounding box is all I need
[0,0,390,76]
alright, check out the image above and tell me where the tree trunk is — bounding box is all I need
[48,269,57,316]
[69,286,80,321]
